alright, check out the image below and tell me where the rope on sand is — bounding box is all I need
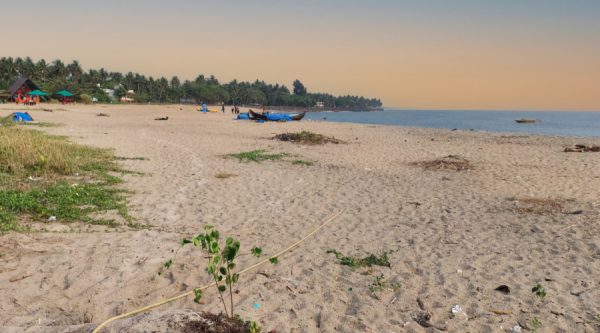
[92,210,344,333]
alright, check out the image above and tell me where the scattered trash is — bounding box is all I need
[495,285,511,294]
[154,116,169,121]
[73,172,79,177]
[96,113,110,117]
[252,303,261,310]
[510,325,522,333]
[451,304,468,320]
[47,216,57,222]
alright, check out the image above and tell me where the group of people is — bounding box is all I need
[231,105,240,114]
[15,94,40,106]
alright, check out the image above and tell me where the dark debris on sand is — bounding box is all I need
[182,312,272,333]
[273,131,344,145]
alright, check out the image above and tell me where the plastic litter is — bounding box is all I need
[510,325,522,333]
[47,216,57,222]
[451,304,468,320]
[252,303,261,310]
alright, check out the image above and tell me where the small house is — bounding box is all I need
[8,77,40,102]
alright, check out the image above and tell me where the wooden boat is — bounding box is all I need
[291,112,306,121]
[249,110,305,121]
[249,110,267,120]
[515,118,537,124]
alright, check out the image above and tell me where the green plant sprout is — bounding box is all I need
[326,249,392,269]
[529,317,543,332]
[532,283,546,299]
[163,225,272,331]
[368,274,401,293]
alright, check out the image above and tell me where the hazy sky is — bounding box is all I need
[2,0,599,110]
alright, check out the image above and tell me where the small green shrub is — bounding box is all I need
[369,274,401,293]
[532,283,546,299]
[327,249,392,269]
[227,150,289,163]
[291,160,314,166]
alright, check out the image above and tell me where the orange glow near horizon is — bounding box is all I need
[1,1,599,110]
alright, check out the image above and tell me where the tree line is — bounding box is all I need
[0,57,383,110]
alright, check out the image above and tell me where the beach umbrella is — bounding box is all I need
[27,90,49,96]
[55,90,74,97]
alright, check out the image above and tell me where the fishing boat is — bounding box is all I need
[249,110,305,121]
[515,118,537,124]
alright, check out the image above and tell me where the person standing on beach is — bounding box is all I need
[221,103,225,113]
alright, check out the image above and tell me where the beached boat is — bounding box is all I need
[291,112,306,121]
[515,118,537,124]
[249,110,305,121]
[249,110,267,120]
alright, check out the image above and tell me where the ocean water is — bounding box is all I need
[303,110,600,137]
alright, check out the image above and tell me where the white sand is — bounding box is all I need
[1,104,599,332]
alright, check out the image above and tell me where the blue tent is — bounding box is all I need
[12,112,33,122]
[201,103,208,113]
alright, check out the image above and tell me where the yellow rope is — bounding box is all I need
[92,210,344,333]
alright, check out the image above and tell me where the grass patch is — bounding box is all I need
[0,126,132,232]
[413,155,473,171]
[327,249,392,269]
[227,150,289,163]
[20,122,60,128]
[291,159,314,166]
[215,172,237,179]
[369,274,401,293]
[273,131,344,145]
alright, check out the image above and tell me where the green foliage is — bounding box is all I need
[327,249,392,269]
[368,274,401,293]
[80,93,92,104]
[0,57,383,109]
[251,247,263,258]
[177,226,245,318]
[0,126,132,232]
[532,283,546,299]
[269,257,278,264]
[293,79,307,96]
[227,150,289,163]
[292,160,314,166]
[0,181,129,230]
[529,317,543,331]
[249,320,262,333]
[193,288,203,303]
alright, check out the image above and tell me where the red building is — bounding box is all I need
[8,77,40,104]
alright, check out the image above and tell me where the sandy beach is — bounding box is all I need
[1,104,599,333]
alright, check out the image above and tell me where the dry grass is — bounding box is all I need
[512,197,568,215]
[273,131,344,145]
[0,126,121,188]
[0,126,132,232]
[215,172,237,179]
[413,155,473,171]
